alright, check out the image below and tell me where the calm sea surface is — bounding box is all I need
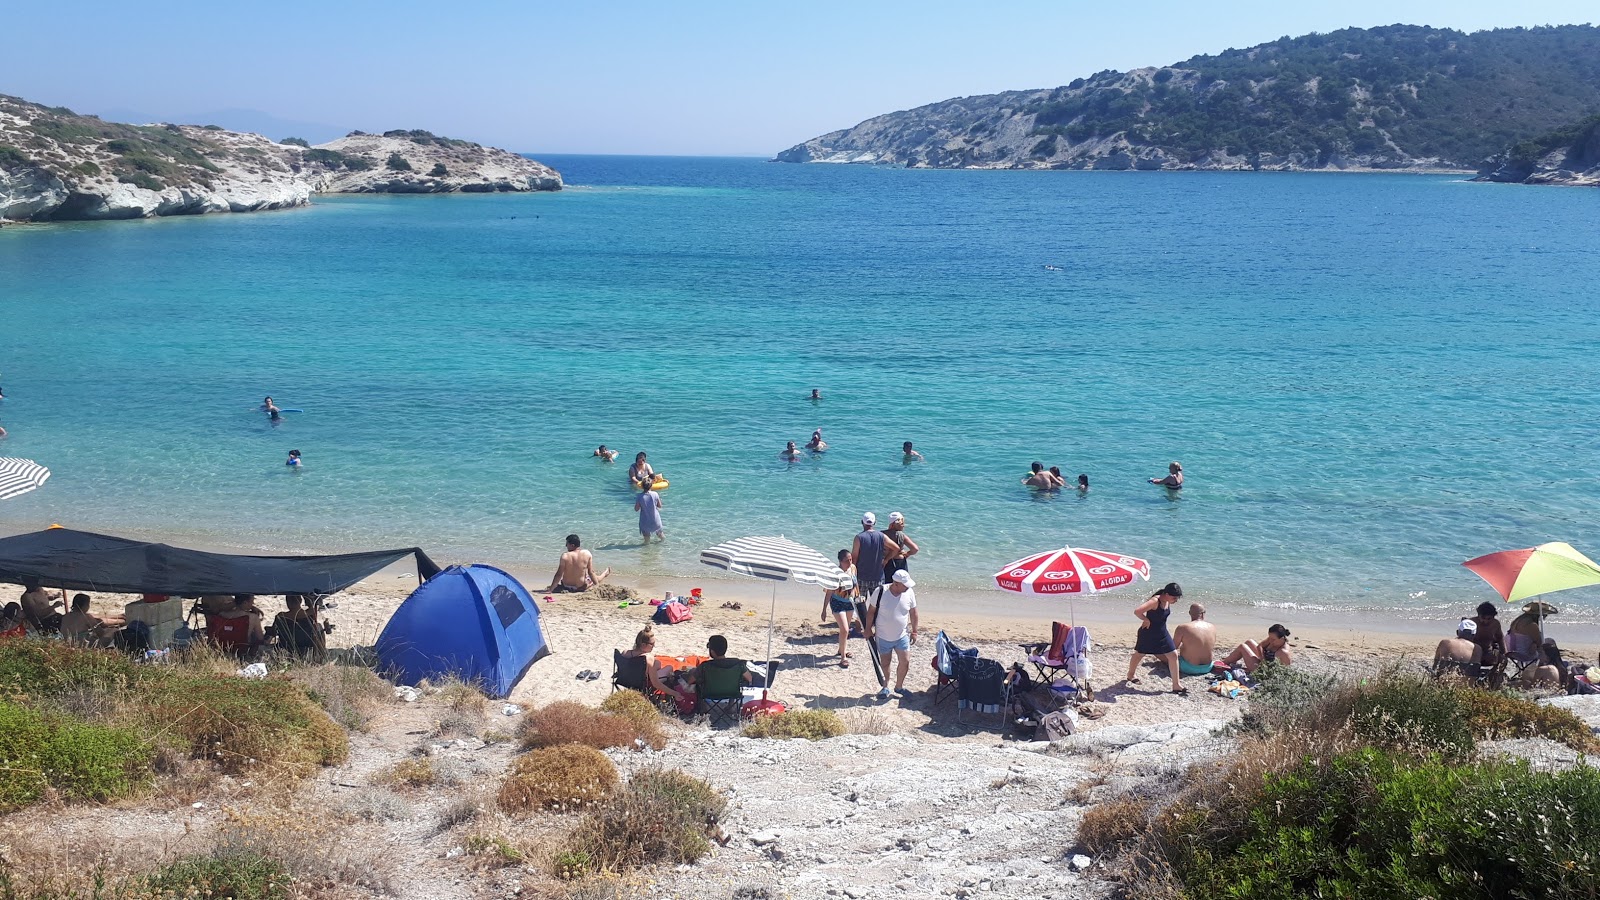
[1,156,1597,618]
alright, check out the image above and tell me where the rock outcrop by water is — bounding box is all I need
[776,24,1600,174]
[0,95,561,222]
[1478,115,1600,186]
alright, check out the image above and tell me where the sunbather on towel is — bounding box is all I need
[1221,624,1294,674]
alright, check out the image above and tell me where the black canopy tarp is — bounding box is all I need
[0,528,439,596]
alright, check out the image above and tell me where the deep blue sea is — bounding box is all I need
[1,156,1597,618]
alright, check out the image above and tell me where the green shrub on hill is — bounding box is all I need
[557,768,726,876]
[0,700,150,812]
[742,708,844,740]
[279,136,310,147]
[143,849,291,900]
[386,152,412,172]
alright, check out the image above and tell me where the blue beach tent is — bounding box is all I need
[374,564,551,698]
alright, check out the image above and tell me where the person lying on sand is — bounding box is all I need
[1222,624,1294,673]
[548,534,610,593]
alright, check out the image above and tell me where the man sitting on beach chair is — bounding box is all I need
[1433,618,1502,686]
[694,634,752,727]
[205,595,266,658]
[272,594,328,662]
[19,578,64,634]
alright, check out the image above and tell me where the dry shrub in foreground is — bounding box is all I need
[285,662,392,732]
[837,707,893,735]
[1075,797,1152,857]
[599,688,664,734]
[378,757,438,789]
[555,767,727,877]
[519,700,664,751]
[430,675,491,715]
[498,743,619,816]
[142,674,348,776]
[742,708,844,740]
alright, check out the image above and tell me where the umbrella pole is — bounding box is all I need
[764,582,777,703]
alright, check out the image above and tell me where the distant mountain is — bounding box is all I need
[0,96,562,222]
[97,107,348,145]
[776,24,1600,172]
[1479,114,1600,185]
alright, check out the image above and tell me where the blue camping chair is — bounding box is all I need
[953,654,1009,726]
[930,631,977,704]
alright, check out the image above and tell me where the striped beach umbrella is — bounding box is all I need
[700,535,850,714]
[699,535,852,590]
[0,458,50,500]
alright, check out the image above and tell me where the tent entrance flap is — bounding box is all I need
[0,528,439,596]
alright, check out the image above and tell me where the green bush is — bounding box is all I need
[429,162,449,177]
[0,145,31,167]
[143,849,291,900]
[558,768,726,875]
[142,674,347,775]
[117,172,163,191]
[743,708,844,740]
[280,136,310,147]
[0,700,151,812]
[386,152,413,172]
[1165,748,1600,899]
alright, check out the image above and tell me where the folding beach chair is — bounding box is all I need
[953,654,1009,726]
[1506,633,1542,681]
[697,657,748,728]
[930,631,977,704]
[612,649,648,693]
[1024,622,1093,701]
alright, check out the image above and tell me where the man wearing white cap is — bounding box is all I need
[851,512,899,598]
[1432,618,1483,676]
[868,569,920,700]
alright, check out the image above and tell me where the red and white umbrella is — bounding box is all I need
[994,546,1151,623]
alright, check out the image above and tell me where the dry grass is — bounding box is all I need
[498,744,619,816]
[285,662,392,732]
[837,707,894,736]
[431,675,491,715]
[555,767,727,877]
[599,689,663,734]
[430,709,482,739]
[518,701,665,752]
[377,757,437,789]
[1076,797,1153,857]
[742,709,844,741]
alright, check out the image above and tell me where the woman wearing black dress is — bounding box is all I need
[1125,582,1188,694]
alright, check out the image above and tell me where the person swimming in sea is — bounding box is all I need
[902,441,924,462]
[594,445,618,462]
[262,397,282,422]
[782,441,805,461]
[1022,461,1061,489]
[1077,473,1090,492]
[1150,461,1183,489]
[286,449,302,468]
[809,389,822,401]
[806,429,828,452]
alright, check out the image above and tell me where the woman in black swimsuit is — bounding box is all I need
[1126,582,1187,694]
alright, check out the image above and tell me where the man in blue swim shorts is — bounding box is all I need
[1172,602,1217,677]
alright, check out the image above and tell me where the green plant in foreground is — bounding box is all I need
[0,700,151,812]
[742,708,844,740]
[143,849,291,900]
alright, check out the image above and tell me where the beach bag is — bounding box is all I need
[1066,655,1092,681]
[653,600,693,625]
[1041,708,1079,741]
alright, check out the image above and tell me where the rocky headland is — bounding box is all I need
[0,94,561,222]
[776,24,1600,174]
[1478,114,1600,186]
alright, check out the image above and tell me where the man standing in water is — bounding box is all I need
[902,441,923,462]
[548,534,610,593]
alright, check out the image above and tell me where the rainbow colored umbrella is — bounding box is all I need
[1462,542,1600,604]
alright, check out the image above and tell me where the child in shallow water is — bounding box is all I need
[286,449,302,468]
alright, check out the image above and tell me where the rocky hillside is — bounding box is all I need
[1478,114,1600,185]
[0,95,561,221]
[777,24,1600,172]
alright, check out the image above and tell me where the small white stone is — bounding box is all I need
[749,831,780,846]
[1070,854,1092,871]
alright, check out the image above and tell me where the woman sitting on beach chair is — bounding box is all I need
[616,625,691,709]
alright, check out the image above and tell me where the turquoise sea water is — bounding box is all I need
[1,156,1597,618]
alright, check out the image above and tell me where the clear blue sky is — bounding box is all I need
[3,1,1595,156]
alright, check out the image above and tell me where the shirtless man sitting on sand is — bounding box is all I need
[1172,603,1217,677]
[548,534,610,593]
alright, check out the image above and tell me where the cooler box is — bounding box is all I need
[124,598,185,649]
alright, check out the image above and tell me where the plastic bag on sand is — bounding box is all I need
[395,685,421,703]
[236,662,268,679]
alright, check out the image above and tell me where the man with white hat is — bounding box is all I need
[851,512,899,599]
[867,569,920,700]
[1433,618,1483,676]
